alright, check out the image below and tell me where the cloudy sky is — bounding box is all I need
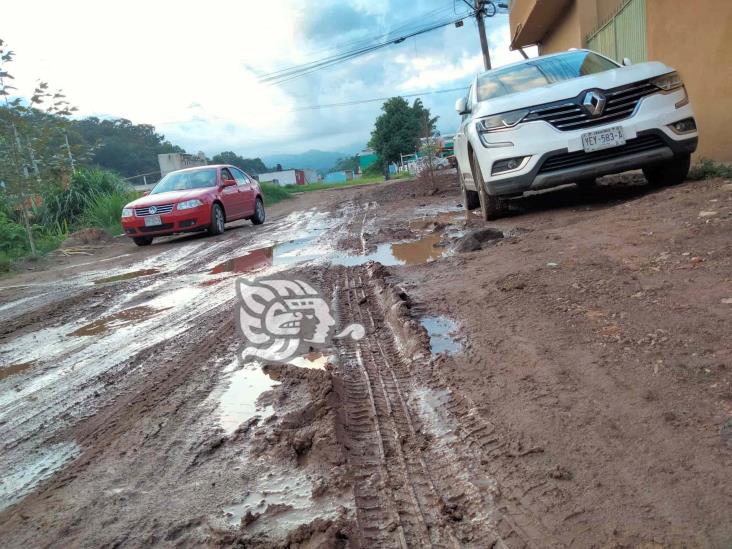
[3,0,531,157]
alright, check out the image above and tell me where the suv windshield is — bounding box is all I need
[476,51,619,102]
[151,168,217,194]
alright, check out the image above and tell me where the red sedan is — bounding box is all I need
[121,165,265,246]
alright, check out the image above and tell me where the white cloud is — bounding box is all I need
[2,2,535,156]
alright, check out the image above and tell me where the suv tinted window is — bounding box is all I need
[476,51,619,102]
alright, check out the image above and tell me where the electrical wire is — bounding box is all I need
[259,11,476,85]
[294,86,469,111]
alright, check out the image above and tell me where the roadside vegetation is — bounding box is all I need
[688,158,732,180]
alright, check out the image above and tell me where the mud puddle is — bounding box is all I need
[223,466,350,535]
[0,441,80,512]
[0,361,36,382]
[93,268,159,285]
[421,316,460,355]
[69,305,170,337]
[216,361,280,435]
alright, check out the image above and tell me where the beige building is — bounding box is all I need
[509,0,732,162]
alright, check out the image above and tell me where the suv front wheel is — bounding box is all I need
[643,153,691,187]
[472,151,505,221]
[460,171,480,211]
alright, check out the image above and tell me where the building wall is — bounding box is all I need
[540,1,582,53]
[157,153,207,176]
[646,0,732,162]
[257,170,298,186]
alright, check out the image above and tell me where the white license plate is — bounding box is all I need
[581,126,626,152]
[144,215,162,227]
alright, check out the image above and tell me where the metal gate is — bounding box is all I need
[587,0,647,63]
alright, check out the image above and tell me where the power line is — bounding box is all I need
[294,86,470,111]
[259,11,477,85]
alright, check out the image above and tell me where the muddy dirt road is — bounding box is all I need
[1,174,731,547]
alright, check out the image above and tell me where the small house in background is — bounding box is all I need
[357,148,379,171]
[324,170,355,184]
[258,168,318,186]
[158,152,207,176]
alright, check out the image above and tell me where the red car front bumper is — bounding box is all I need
[122,204,211,238]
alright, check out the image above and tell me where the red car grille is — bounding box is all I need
[135,204,174,216]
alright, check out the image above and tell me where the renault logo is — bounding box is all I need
[149,206,157,214]
[582,90,607,116]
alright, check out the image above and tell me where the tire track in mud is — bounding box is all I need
[331,265,518,548]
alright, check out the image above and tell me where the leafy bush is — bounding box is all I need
[82,190,138,235]
[0,211,27,253]
[688,158,732,181]
[41,167,129,228]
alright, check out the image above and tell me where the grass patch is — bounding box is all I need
[281,173,410,194]
[82,190,139,236]
[688,158,732,181]
[260,182,292,205]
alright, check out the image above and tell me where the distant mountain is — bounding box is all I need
[261,149,353,173]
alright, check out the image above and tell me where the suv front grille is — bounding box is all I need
[524,80,659,131]
[135,204,174,216]
[538,135,667,174]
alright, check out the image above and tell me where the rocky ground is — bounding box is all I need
[0,172,730,547]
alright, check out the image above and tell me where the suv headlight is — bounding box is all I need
[177,199,203,211]
[651,71,683,92]
[121,208,133,218]
[476,109,529,133]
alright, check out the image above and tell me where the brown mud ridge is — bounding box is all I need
[0,173,731,547]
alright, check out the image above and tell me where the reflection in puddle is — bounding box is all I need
[289,352,332,370]
[331,233,447,267]
[210,247,273,275]
[421,316,460,355]
[0,361,36,382]
[218,362,279,435]
[93,268,159,285]
[223,467,350,535]
[69,306,168,336]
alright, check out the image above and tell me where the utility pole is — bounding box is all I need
[475,0,492,70]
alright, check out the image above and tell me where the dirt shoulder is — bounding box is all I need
[0,173,730,547]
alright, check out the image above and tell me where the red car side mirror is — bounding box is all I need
[221,178,236,187]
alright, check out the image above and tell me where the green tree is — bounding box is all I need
[210,151,269,174]
[368,97,438,177]
[1,38,81,255]
[71,117,183,177]
[332,155,359,172]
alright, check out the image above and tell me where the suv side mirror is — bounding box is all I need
[622,57,633,66]
[455,97,468,115]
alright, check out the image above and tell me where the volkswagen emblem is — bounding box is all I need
[149,205,157,214]
[582,90,607,116]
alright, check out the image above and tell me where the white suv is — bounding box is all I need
[453,49,698,220]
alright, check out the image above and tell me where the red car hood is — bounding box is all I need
[126,188,210,208]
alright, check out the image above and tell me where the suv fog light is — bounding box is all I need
[669,117,697,134]
[492,156,528,175]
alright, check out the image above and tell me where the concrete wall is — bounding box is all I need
[646,0,732,161]
[158,153,207,177]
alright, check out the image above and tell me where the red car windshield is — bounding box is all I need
[151,168,217,194]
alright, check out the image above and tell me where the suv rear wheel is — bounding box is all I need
[472,151,505,221]
[643,153,691,187]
